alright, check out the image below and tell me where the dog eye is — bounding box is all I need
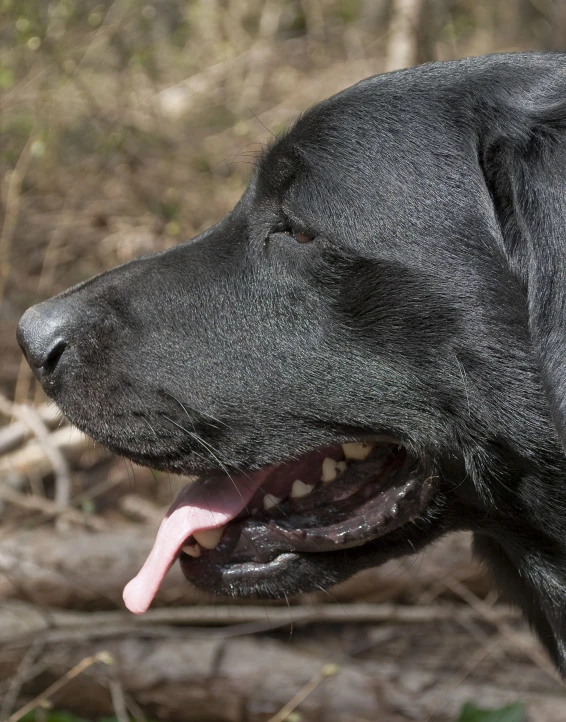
[267,225,315,246]
[293,231,313,244]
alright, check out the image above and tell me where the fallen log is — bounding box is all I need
[0,634,385,722]
[0,527,484,609]
[0,526,201,609]
[0,619,563,722]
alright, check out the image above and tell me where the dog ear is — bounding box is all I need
[480,87,566,451]
[478,77,566,673]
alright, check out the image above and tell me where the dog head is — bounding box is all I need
[17,52,566,672]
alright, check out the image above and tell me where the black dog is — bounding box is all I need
[17,52,566,674]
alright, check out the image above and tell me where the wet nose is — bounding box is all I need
[17,301,73,378]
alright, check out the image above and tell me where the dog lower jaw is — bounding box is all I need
[181,552,304,599]
[179,516,442,600]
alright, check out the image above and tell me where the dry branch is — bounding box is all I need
[0,404,61,455]
[0,424,90,480]
[0,599,522,647]
[0,128,34,303]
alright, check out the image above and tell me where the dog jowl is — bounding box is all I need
[17,52,566,674]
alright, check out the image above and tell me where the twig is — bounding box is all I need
[14,406,71,508]
[0,128,34,303]
[424,635,505,722]
[72,474,125,506]
[384,0,425,72]
[118,494,163,523]
[4,651,114,722]
[1,600,521,646]
[266,663,339,722]
[123,693,148,722]
[0,472,26,514]
[109,678,130,722]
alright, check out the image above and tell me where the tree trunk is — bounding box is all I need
[384,0,426,71]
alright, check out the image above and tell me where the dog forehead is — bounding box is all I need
[259,89,458,202]
[256,86,394,178]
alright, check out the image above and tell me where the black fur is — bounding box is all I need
[17,52,566,674]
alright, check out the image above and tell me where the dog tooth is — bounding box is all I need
[182,543,202,558]
[321,457,338,483]
[336,460,348,474]
[264,493,282,510]
[193,526,226,550]
[342,442,373,461]
[291,479,314,498]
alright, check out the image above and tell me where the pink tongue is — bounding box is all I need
[123,469,272,614]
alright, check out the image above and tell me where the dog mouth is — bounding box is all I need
[123,441,435,614]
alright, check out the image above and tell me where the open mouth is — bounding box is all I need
[123,441,435,614]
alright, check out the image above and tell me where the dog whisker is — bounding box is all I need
[161,413,249,509]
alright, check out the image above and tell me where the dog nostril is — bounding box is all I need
[41,339,67,375]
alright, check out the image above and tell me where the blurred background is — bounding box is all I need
[1,1,566,721]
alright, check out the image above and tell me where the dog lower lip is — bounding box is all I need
[180,446,435,585]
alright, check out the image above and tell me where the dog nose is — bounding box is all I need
[17,302,71,377]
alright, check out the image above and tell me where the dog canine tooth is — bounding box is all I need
[291,479,314,498]
[193,526,226,549]
[342,442,373,461]
[321,457,338,483]
[264,493,282,510]
[182,543,202,558]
